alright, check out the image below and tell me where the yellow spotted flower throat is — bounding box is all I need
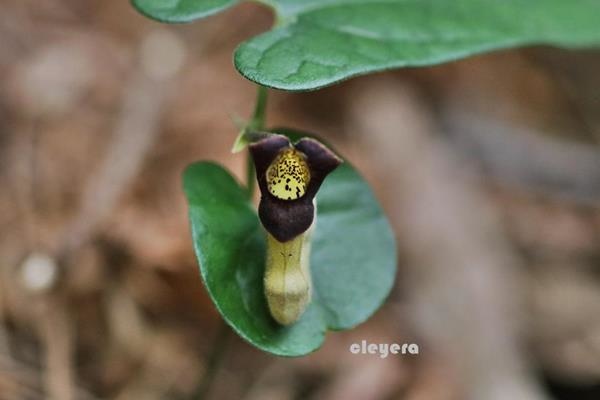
[266,148,310,201]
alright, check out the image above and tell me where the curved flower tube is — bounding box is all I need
[249,134,342,325]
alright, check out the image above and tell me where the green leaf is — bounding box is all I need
[183,133,396,356]
[235,0,600,90]
[129,0,600,90]
[131,0,239,23]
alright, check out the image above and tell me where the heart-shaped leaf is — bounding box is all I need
[133,0,600,90]
[183,132,396,356]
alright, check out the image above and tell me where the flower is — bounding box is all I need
[249,134,342,242]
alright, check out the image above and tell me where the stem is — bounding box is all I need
[246,85,268,198]
[249,85,268,131]
[190,321,231,400]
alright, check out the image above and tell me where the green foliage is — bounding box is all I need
[133,0,600,90]
[183,130,396,356]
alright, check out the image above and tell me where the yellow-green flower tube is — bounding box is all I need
[264,218,313,325]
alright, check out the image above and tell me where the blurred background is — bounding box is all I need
[1,1,600,399]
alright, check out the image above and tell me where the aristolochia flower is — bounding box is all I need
[249,134,342,242]
[249,134,342,325]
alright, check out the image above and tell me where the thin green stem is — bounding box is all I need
[245,85,268,198]
[249,85,268,131]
